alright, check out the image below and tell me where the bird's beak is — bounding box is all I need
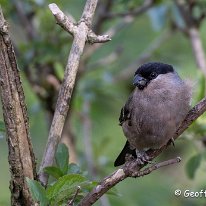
[133,74,147,88]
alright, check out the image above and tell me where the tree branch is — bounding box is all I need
[67,186,81,206]
[0,7,36,205]
[39,1,110,186]
[174,0,206,77]
[104,0,154,19]
[78,96,206,205]
[131,157,181,177]
[48,3,76,36]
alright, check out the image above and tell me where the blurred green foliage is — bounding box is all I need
[0,0,206,205]
[28,143,96,205]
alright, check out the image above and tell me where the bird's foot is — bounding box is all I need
[125,153,136,162]
[135,150,152,165]
[167,138,175,147]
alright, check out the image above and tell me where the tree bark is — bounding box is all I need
[0,7,36,205]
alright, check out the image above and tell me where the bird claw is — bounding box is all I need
[125,153,136,162]
[136,150,152,165]
[167,138,175,147]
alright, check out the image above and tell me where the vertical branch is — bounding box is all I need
[0,7,36,205]
[39,1,111,186]
[174,0,206,76]
[188,27,206,74]
[39,21,88,186]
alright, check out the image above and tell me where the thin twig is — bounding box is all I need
[131,157,181,177]
[13,0,37,40]
[174,0,206,77]
[104,0,154,19]
[67,186,81,206]
[83,0,155,61]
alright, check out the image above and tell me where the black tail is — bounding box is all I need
[114,141,137,167]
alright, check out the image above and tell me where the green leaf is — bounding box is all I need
[55,143,69,174]
[44,166,64,179]
[46,174,90,205]
[26,178,49,206]
[185,154,202,179]
[68,163,81,174]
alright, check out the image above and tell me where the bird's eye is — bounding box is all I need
[150,72,157,79]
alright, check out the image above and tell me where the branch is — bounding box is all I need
[83,15,134,61]
[48,3,111,43]
[0,7,36,205]
[67,186,81,206]
[188,27,206,75]
[104,0,154,19]
[78,96,206,205]
[13,0,37,40]
[83,0,155,61]
[87,30,111,43]
[48,3,76,36]
[131,157,181,177]
[174,0,206,77]
[39,1,110,186]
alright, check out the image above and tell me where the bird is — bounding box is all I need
[114,62,191,167]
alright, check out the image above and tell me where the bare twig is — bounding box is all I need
[13,0,37,40]
[67,186,81,206]
[131,157,181,177]
[174,0,206,77]
[93,0,114,33]
[83,15,133,61]
[188,27,206,75]
[0,7,36,205]
[39,1,111,186]
[48,4,76,36]
[78,96,206,206]
[83,0,155,62]
[104,0,154,19]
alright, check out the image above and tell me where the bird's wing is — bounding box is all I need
[119,95,133,126]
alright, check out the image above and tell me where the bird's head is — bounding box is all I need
[133,62,174,90]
